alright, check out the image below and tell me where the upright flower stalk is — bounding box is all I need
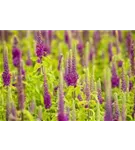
[108,42,113,62]
[58,57,68,121]
[2,44,11,86]
[35,31,44,63]
[121,93,126,121]
[43,68,51,109]
[130,41,135,75]
[64,47,78,87]
[97,79,103,104]
[121,66,127,92]
[17,61,25,111]
[113,93,120,121]
[26,50,32,66]
[111,63,119,88]
[126,32,132,57]
[104,67,113,121]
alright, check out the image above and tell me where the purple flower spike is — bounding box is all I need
[104,101,113,121]
[129,81,133,91]
[104,68,113,121]
[97,79,103,104]
[108,43,113,62]
[43,70,51,109]
[111,63,119,88]
[84,68,90,102]
[17,62,25,110]
[58,54,63,71]
[58,62,68,121]
[118,30,122,43]
[121,67,127,92]
[35,31,44,62]
[12,47,22,68]
[113,93,120,121]
[126,32,132,56]
[2,45,11,86]
[93,30,100,48]
[130,41,135,75]
[26,50,32,66]
[132,94,135,119]
[77,94,82,101]
[64,49,78,87]
[117,60,123,67]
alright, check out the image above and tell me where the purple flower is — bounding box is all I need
[132,94,135,119]
[58,54,63,71]
[82,30,89,43]
[129,81,133,91]
[122,93,126,121]
[121,67,127,92]
[111,63,119,88]
[58,113,68,121]
[29,100,36,114]
[126,32,132,55]
[58,66,68,121]
[77,94,82,101]
[77,41,84,57]
[93,30,100,48]
[97,79,103,104]
[12,47,21,67]
[118,30,122,43]
[26,50,32,66]
[64,31,71,49]
[64,49,78,87]
[104,68,113,121]
[84,69,90,102]
[130,41,135,75]
[112,30,116,36]
[117,60,123,67]
[104,100,113,121]
[6,101,10,121]
[26,59,32,66]
[17,62,25,110]
[10,102,17,118]
[108,43,113,62]
[43,71,51,109]
[35,31,44,62]
[64,30,69,45]
[113,93,120,121]
[2,45,11,86]
[89,47,95,61]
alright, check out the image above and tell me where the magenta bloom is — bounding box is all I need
[130,41,135,75]
[17,63,25,110]
[121,67,127,92]
[64,50,78,86]
[117,60,123,67]
[129,81,133,91]
[2,46,11,86]
[58,66,68,121]
[126,32,132,55]
[111,63,119,88]
[97,79,103,104]
[12,47,21,67]
[26,50,32,66]
[58,113,68,121]
[118,30,122,43]
[104,100,113,121]
[64,31,71,49]
[35,31,44,62]
[43,44,50,56]
[77,41,84,57]
[43,72,51,109]
[108,43,113,62]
